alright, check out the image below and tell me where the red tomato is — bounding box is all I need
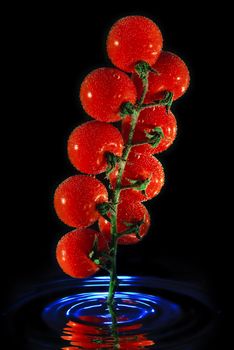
[122,106,177,154]
[56,229,108,278]
[99,196,150,245]
[68,121,124,174]
[109,152,164,201]
[80,68,136,122]
[133,51,190,101]
[107,16,163,72]
[54,175,108,228]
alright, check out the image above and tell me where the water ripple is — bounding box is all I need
[4,276,217,349]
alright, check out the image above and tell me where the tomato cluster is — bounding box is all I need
[54,15,189,279]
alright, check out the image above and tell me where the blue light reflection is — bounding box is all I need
[42,277,182,333]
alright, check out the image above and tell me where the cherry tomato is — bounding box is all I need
[99,196,150,245]
[133,51,190,101]
[109,152,164,201]
[122,106,177,154]
[80,68,136,122]
[68,121,124,174]
[107,16,163,72]
[56,228,107,278]
[54,175,108,228]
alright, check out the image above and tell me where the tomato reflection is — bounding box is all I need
[61,315,155,349]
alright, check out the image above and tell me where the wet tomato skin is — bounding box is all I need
[109,151,165,201]
[122,106,177,154]
[80,68,136,122]
[68,121,124,174]
[54,175,108,228]
[56,228,107,278]
[133,51,190,102]
[99,196,150,245]
[107,16,163,72]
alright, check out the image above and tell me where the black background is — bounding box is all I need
[2,2,231,348]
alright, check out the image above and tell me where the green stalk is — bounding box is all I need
[107,110,139,307]
[107,109,140,347]
[105,62,173,341]
[107,69,149,309]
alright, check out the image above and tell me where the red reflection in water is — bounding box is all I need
[61,316,155,349]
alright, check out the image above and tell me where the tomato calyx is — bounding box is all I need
[96,201,116,222]
[144,126,165,148]
[119,218,145,240]
[88,234,111,270]
[130,126,165,148]
[132,126,164,149]
[120,101,136,118]
[135,61,159,80]
[121,177,151,196]
[141,90,174,113]
[105,152,122,177]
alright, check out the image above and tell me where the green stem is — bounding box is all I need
[107,70,149,309]
[107,109,139,307]
[103,62,173,344]
[138,76,149,106]
[106,109,140,348]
